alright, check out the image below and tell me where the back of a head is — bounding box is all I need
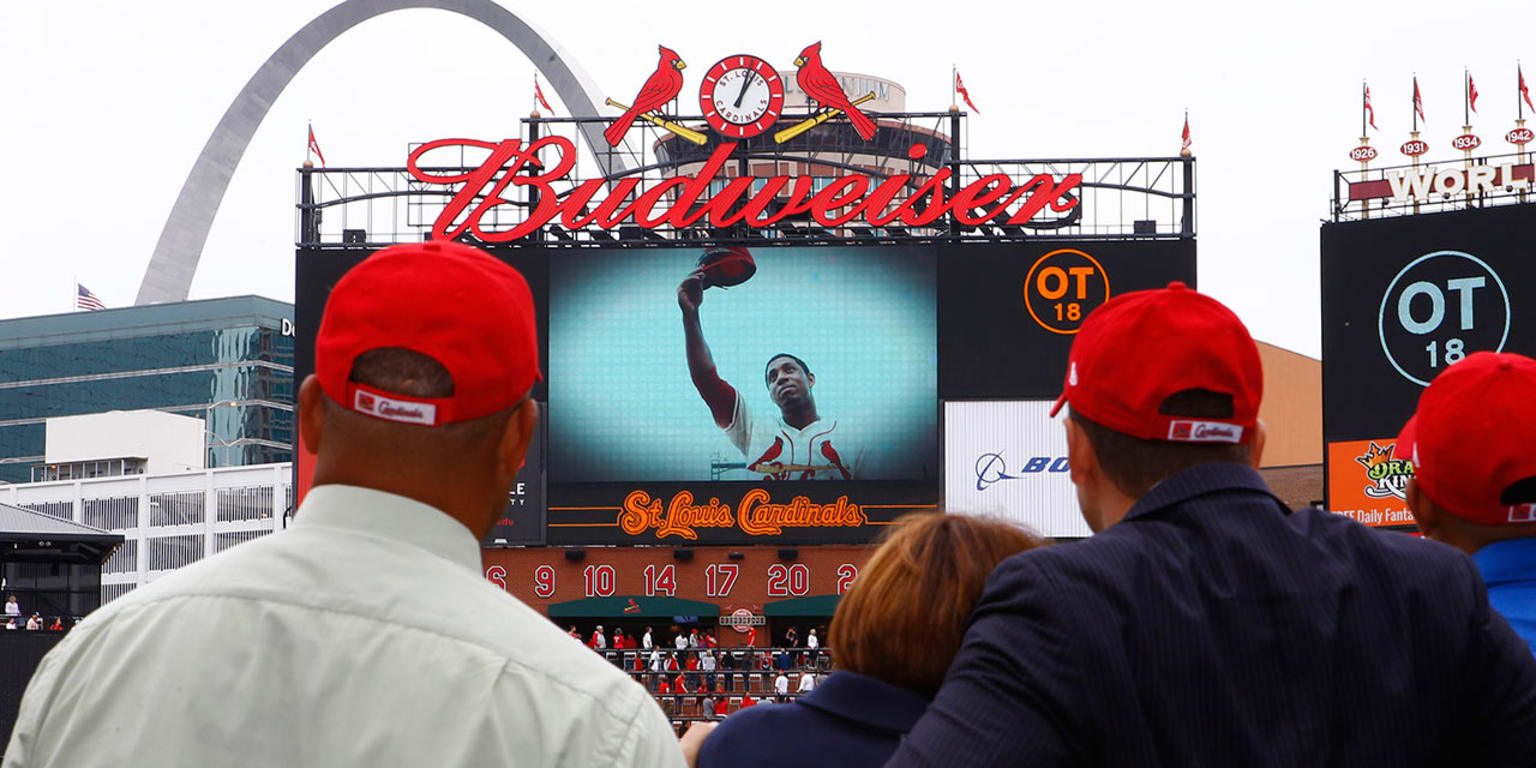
[308,240,540,481]
[1049,282,1264,498]
[827,513,1044,697]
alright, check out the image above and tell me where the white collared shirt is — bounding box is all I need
[4,485,683,768]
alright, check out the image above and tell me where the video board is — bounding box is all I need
[295,238,1195,545]
[1320,203,1536,521]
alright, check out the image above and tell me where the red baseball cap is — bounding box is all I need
[315,240,540,427]
[1395,352,1536,526]
[1049,282,1262,444]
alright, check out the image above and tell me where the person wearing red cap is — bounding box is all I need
[678,253,863,481]
[1397,351,1536,652]
[6,241,684,767]
[888,283,1536,767]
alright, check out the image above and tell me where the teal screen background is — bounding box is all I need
[549,245,937,482]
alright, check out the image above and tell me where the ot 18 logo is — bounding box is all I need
[1377,250,1510,386]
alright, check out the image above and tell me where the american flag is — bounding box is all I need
[76,283,105,311]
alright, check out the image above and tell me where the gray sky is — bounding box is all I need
[2,0,1530,357]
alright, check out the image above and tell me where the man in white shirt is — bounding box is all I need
[675,631,689,650]
[3,595,18,618]
[4,241,683,768]
[797,671,817,694]
[774,671,791,702]
[643,626,654,650]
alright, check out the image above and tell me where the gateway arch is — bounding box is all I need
[135,0,624,305]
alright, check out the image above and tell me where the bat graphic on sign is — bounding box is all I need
[773,92,877,144]
[604,98,708,145]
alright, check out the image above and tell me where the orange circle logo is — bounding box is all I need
[1023,249,1110,334]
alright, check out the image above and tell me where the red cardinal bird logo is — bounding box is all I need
[793,42,877,140]
[604,45,687,146]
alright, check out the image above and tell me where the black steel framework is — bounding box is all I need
[297,111,1196,248]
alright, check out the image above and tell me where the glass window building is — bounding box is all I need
[0,297,294,485]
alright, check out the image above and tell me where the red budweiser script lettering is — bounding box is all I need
[407,137,1083,242]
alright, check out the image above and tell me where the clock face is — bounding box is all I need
[699,55,785,139]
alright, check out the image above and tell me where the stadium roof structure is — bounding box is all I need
[0,502,123,565]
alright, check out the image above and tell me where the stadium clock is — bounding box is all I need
[699,54,785,139]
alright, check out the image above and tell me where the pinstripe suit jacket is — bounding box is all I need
[888,463,1536,767]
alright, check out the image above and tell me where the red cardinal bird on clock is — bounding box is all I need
[793,42,877,140]
[604,45,687,146]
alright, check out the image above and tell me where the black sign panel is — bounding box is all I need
[485,401,546,546]
[937,240,1198,399]
[1321,204,1536,444]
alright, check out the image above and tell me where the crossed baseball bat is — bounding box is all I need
[773,91,877,144]
[604,98,708,145]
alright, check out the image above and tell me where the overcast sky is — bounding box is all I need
[1,0,1529,357]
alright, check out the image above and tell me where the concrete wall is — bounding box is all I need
[1256,342,1322,468]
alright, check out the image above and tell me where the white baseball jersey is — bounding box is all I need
[723,394,864,480]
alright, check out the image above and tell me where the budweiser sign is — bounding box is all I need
[407,137,1083,241]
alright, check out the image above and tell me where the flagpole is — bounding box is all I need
[1361,80,1366,137]
[305,120,312,166]
[1412,74,1419,133]
[951,64,956,109]
[1464,68,1469,127]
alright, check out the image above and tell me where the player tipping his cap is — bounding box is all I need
[1396,351,1536,651]
[6,241,685,767]
[678,247,863,481]
[889,282,1536,766]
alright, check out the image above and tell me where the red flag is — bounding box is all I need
[1364,84,1378,131]
[1413,77,1425,123]
[954,71,980,113]
[1181,114,1191,152]
[1468,72,1480,113]
[534,75,554,114]
[1521,66,1534,112]
[307,125,326,167]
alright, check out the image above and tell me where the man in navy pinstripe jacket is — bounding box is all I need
[888,283,1536,767]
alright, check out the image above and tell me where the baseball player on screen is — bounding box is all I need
[678,247,864,481]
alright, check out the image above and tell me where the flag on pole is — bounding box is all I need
[1468,72,1479,114]
[76,284,105,312]
[1521,65,1534,113]
[954,71,980,113]
[1364,83,1378,131]
[1181,113,1191,152]
[1413,77,1425,123]
[534,75,554,114]
[307,124,326,167]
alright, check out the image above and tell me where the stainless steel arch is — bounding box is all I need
[135,0,623,305]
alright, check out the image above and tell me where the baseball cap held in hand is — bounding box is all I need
[315,240,540,427]
[1049,282,1262,444]
[1395,352,1536,526]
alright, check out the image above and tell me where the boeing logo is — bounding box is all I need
[974,452,1070,491]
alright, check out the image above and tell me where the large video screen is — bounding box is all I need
[548,245,938,483]
[1321,203,1536,519]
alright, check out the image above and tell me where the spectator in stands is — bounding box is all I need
[1397,352,1536,652]
[805,628,818,650]
[744,626,756,647]
[658,678,673,716]
[772,671,789,703]
[784,626,798,648]
[25,613,41,631]
[703,630,717,648]
[590,624,607,650]
[673,674,688,713]
[643,626,654,651]
[3,242,683,766]
[613,628,628,649]
[688,628,701,648]
[47,616,63,632]
[566,624,580,641]
[5,618,15,630]
[693,513,1041,768]
[700,692,716,721]
[718,648,735,692]
[796,671,816,695]
[685,651,701,691]
[4,595,18,618]
[674,629,689,651]
[699,649,717,690]
[889,284,1536,766]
